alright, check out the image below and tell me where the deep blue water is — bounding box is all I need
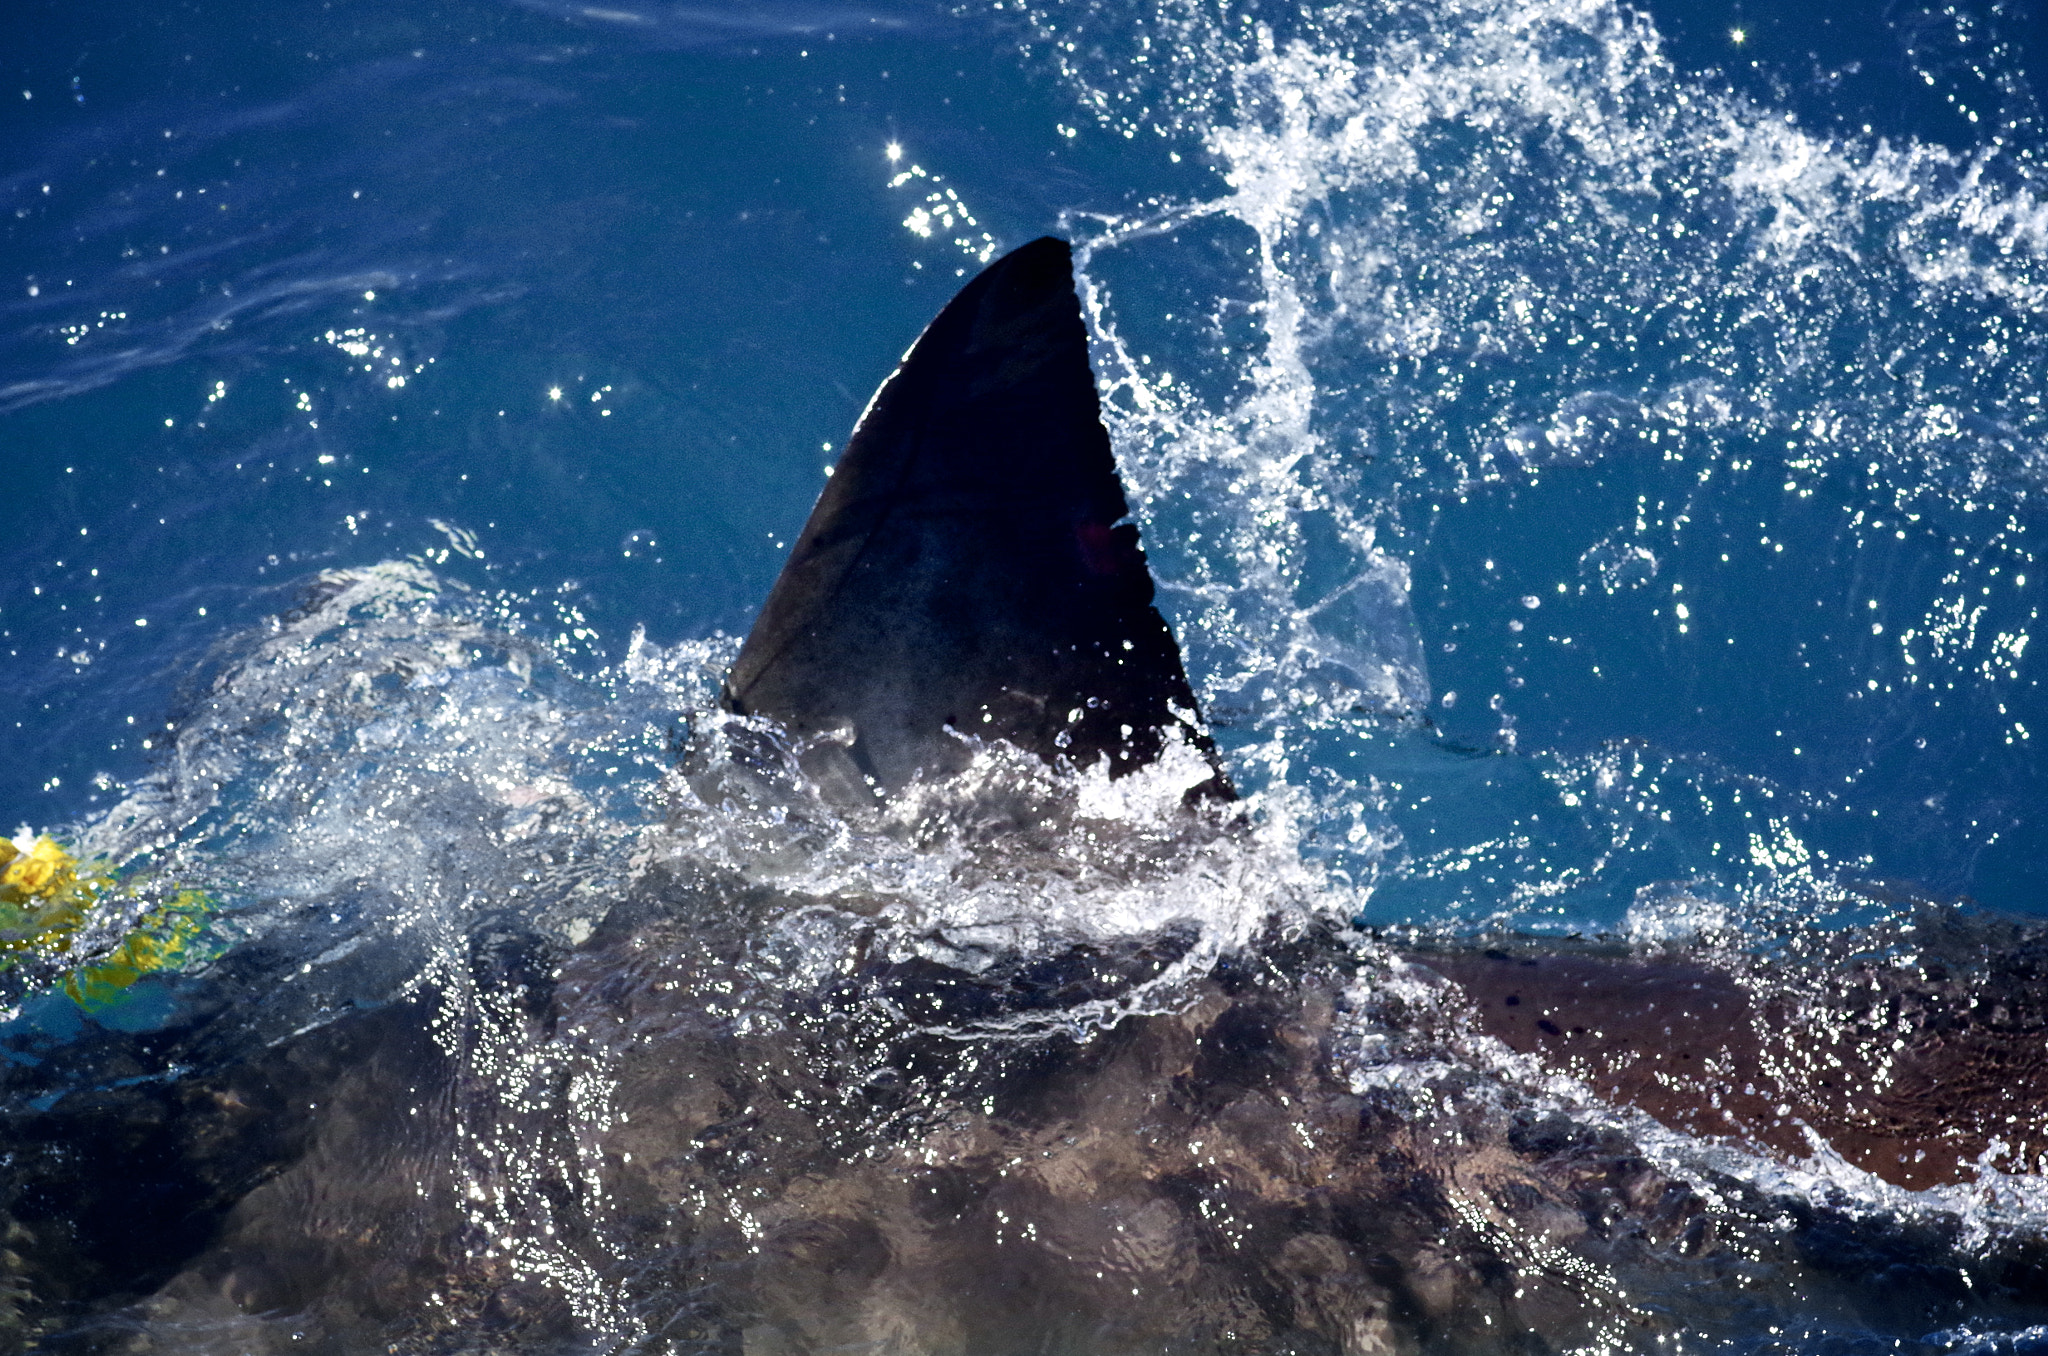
[4,0,2048,1346]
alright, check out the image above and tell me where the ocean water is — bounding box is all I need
[3,0,2048,1350]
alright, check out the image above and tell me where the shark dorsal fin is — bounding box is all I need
[721,237,1224,803]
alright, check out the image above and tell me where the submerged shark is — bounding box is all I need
[2,238,2047,1354]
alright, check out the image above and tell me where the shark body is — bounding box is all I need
[0,239,2044,1354]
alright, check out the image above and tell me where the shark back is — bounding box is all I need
[721,237,1222,802]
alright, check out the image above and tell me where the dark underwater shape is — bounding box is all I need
[1419,924,2048,1191]
[721,237,1224,802]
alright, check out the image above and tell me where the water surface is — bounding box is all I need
[3,0,2047,1349]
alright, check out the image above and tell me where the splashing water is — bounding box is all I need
[6,531,2041,1351]
[1022,0,2045,927]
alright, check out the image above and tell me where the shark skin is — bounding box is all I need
[1417,926,2048,1191]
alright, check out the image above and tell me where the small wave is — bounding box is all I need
[501,0,926,47]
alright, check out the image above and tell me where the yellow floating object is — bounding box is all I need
[0,832,219,1012]
[0,834,76,899]
[62,888,217,1010]
[0,833,102,956]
